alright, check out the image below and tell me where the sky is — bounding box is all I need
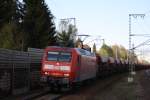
[45,0,150,50]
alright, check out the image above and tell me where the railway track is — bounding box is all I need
[62,74,125,100]
[31,89,68,100]
[2,70,150,100]
[31,73,126,100]
[2,73,126,100]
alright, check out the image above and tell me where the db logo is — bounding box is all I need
[56,62,60,66]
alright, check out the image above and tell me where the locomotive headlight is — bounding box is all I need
[44,64,54,70]
[60,66,70,71]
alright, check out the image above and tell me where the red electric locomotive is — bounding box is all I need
[41,46,97,89]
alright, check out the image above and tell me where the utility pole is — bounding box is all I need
[59,18,77,43]
[59,18,76,31]
[128,14,145,83]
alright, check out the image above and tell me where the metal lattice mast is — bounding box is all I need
[59,18,77,42]
[128,14,145,82]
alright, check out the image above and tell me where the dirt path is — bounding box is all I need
[60,70,150,100]
[138,70,150,100]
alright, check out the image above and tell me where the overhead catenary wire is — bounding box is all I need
[131,38,150,50]
[133,13,150,36]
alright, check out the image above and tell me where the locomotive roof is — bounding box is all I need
[46,46,72,49]
[45,46,95,56]
[75,48,95,57]
[45,46,73,51]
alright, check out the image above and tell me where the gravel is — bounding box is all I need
[61,70,150,100]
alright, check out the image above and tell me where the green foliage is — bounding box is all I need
[119,45,128,60]
[0,24,14,49]
[1,23,23,50]
[57,31,73,47]
[57,24,77,47]
[0,0,22,25]
[99,44,135,61]
[23,0,56,50]
[99,44,113,57]
[111,45,128,60]
[112,45,120,58]
[0,0,15,27]
[0,0,56,50]
[0,0,24,50]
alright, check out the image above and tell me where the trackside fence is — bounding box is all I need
[0,48,44,98]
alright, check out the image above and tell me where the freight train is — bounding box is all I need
[41,46,149,90]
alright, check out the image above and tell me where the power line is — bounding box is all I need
[130,34,150,36]
[144,10,150,15]
[132,39,150,50]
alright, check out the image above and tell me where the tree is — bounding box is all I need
[0,0,14,28]
[23,0,56,50]
[0,0,22,27]
[93,43,96,53]
[0,0,23,50]
[0,23,15,49]
[99,44,113,57]
[57,24,77,47]
[111,45,120,59]
[111,45,128,60]
[119,45,128,60]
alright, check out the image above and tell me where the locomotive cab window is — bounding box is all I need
[47,51,71,62]
[47,51,59,61]
[59,52,71,62]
